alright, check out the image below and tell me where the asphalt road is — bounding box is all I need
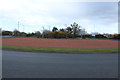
[2,50,118,78]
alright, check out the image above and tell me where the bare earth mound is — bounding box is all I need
[2,38,118,49]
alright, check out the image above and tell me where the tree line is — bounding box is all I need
[2,22,85,38]
[1,22,120,39]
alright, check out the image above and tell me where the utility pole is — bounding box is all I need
[22,24,24,32]
[93,24,96,38]
[42,26,44,38]
[49,26,51,31]
[17,21,20,36]
[18,21,19,31]
[65,24,67,38]
[23,26,24,32]
[22,24,25,37]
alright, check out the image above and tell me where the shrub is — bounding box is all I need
[95,34,107,39]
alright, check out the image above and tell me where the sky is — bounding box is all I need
[0,0,118,34]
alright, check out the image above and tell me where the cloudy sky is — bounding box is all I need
[0,0,118,34]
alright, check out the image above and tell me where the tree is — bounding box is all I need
[71,22,81,38]
[35,31,41,35]
[13,29,20,36]
[59,28,65,32]
[35,31,41,38]
[0,28,2,36]
[113,34,120,40]
[43,29,50,34]
[2,30,12,36]
[66,27,72,34]
[95,34,107,39]
[20,32,27,37]
[52,27,58,32]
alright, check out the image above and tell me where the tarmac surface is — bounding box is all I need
[2,50,118,78]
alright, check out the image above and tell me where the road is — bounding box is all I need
[2,50,118,78]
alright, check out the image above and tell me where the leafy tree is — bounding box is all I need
[59,28,65,32]
[31,32,35,36]
[113,34,120,40]
[2,30,12,36]
[95,34,107,39]
[20,32,27,37]
[35,31,41,38]
[35,31,41,35]
[43,29,50,34]
[13,29,20,36]
[52,27,58,32]
[71,22,81,38]
[26,33,32,37]
[42,29,50,38]
[66,27,72,34]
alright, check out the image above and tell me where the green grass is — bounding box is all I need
[1,45,119,53]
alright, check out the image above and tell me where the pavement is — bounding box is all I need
[2,50,118,78]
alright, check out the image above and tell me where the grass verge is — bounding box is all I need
[1,45,119,53]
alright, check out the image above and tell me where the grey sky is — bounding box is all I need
[0,0,118,34]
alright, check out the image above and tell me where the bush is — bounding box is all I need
[110,34,120,40]
[82,35,86,39]
[95,34,107,39]
[44,31,69,38]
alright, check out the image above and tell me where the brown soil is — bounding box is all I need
[2,38,118,49]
